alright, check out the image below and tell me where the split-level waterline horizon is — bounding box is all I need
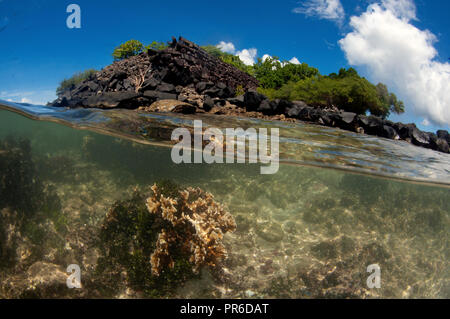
[0,100,448,298]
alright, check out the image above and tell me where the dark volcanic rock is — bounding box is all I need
[156,83,176,93]
[195,81,214,92]
[436,138,450,153]
[143,90,177,101]
[285,101,307,117]
[227,95,245,107]
[257,99,274,115]
[86,91,141,108]
[244,90,267,111]
[203,96,214,112]
[340,112,357,125]
[380,125,399,139]
[437,130,450,144]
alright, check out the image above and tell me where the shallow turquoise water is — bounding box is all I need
[0,101,449,298]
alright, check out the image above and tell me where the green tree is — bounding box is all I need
[376,83,405,117]
[253,56,319,89]
[112,40,145,61]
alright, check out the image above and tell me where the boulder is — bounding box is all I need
[437,130,450,144]
[195,81,214,92]
[275,99,293,115]
[394,123,416,141]
[227,95,245,107]
[140,78,159,91]
[340,112,357,125]
[157,83,176,93]
[203,96,214,112]
[143,90,177,101]
[436,138,450,153]
[411,127,431,147]
[285,101,307,117]
[85,91,141,108]
[381,125,399,140]
[257,99,274,115]
[244,90,266,111]
[145,99,196,114]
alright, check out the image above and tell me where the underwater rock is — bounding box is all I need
[2,262,68,298]
[146,184,236,275]
[255,221,284,243]
[311,241,338,260]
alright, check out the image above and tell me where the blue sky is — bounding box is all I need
[0,0,449,132]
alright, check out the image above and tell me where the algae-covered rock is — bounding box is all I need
[96,181,236,297]
[2,262,68,298]
[255,221,284,243]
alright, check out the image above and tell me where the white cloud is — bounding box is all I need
[289,57,301,65]
[421,118,430,126]
[293,0,345,24]
[261,54,301,67]
[216,41,236,54]
[381,0,417,20]
[218,43,300,67]
[262,54,271,62]
[339,0,450,126]
[236,48,258,66]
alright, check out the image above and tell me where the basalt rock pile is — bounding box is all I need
[50,36,258,109]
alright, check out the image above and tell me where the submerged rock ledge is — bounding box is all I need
[49,36,450,154]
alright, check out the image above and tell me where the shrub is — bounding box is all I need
[56,69,97,96]
[145,41,168,51]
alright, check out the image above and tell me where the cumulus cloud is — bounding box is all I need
[216,41,257,65]
[381,0,417,20]
[339,0,450,126]
[216,41,236,54]
[293,0,345,24]
[236,48,258,66]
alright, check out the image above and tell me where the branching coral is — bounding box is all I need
[146,184,236,275]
